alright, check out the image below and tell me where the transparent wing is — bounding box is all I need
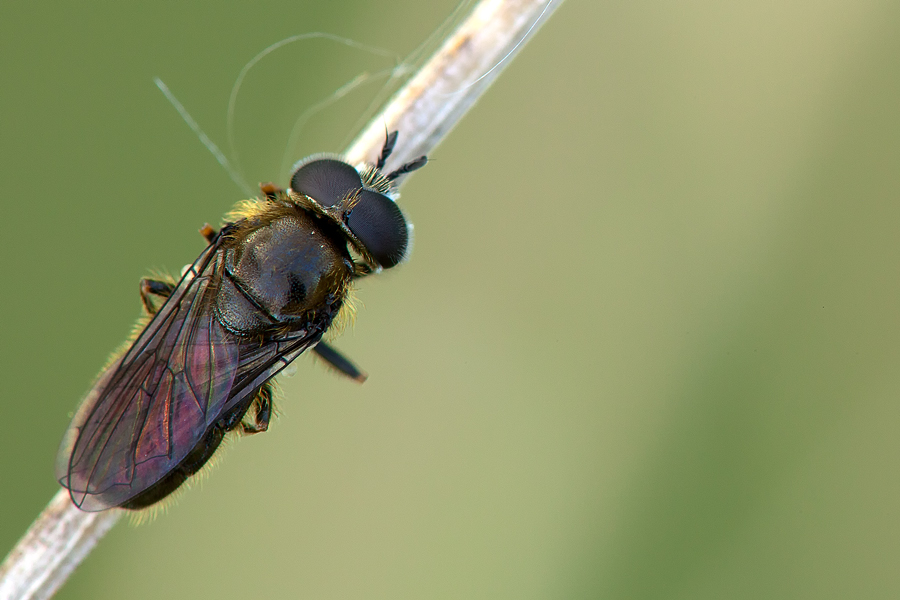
[56,239,321,511]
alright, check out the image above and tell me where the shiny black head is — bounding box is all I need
[288,134,427,270]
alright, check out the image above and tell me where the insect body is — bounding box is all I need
[56,132,426,511]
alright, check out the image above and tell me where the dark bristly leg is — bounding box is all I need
[241,385,273,434]
[313,342,368,383]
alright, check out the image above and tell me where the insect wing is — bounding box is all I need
[56,244,239,511]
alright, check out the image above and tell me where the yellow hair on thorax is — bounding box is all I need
[224,197,268,223]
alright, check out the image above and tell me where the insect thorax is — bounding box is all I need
[215,206,353,335]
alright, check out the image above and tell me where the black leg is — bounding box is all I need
[241,385,273,434]
[313,342,368,383]
[140,277,175,315]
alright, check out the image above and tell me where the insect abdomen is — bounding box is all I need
[119,384,267,509]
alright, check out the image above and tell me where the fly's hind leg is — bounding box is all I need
[313,342,368,383]
[241,384,273,434]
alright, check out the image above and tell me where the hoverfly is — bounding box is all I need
[56,131,427,511]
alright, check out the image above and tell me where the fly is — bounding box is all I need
[56,131,426,511]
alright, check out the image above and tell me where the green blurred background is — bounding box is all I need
[3,0,900,598]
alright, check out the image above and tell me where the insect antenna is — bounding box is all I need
[386,156,428,181]
[376,128,399,170]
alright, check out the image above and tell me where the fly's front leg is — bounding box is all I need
[139,278,175,315]
[313,342,368,383]
[241,384,273,434]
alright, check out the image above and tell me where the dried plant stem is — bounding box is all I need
[0,490,121,600]
[0,1,564,598]
[345,0,563,169]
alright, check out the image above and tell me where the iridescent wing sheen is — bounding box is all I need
[56,239,321,511]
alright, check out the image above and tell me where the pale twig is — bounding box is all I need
[345,0,563,169]
[0,490,121,600]
[0,1,564,598]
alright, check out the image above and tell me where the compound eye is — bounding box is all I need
[290,159,362,207]
[347,190,409,268]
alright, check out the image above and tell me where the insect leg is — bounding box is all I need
[139,277,176,315]
[313,342,368,383]
[241,384,273,435]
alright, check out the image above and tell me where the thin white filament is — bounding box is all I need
[439,0,556,97]
[278,69,397,181]
[153,77,255,197]
[225,33,399,180]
